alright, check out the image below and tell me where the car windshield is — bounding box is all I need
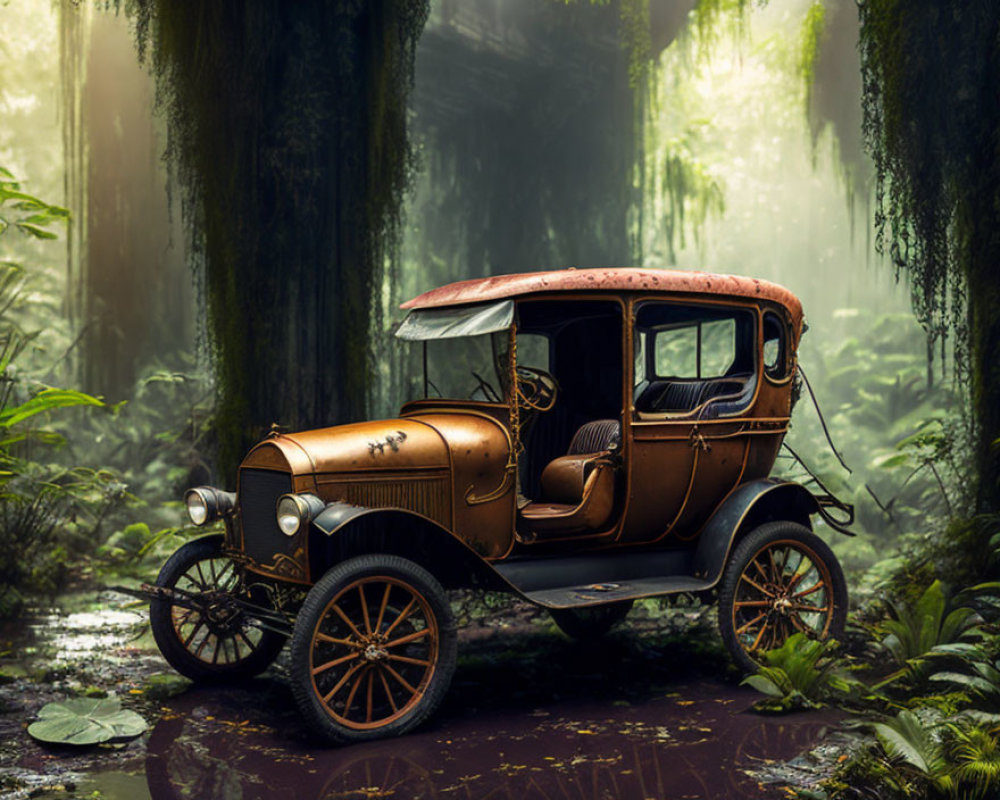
[423,332,510,402]
[396,301,514,403]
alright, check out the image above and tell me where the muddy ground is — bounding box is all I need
[0,590,847,800]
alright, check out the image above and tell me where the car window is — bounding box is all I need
[647,316,740,380]
[653,327,697,377]
[634,301,756,416]
[516,332,550,370]
[424,332,509,402]
[763,311,787,380]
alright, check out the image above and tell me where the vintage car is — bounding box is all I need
[144,267,852,744]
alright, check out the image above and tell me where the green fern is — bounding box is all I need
[948,723,1000,798]
[875,580,980,687]
[873,710,953,794]
[742,632,862,712]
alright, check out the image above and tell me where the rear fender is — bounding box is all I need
[308,503,504,591]
[691,479,823,588]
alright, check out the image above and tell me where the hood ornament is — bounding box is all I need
[368,430,407,456]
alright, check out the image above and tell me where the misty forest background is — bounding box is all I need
[3,1,1000,796]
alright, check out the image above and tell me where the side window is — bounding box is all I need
[516,332,550,370]
[700,318,736,376]
[650,317,737,379]
[653,327,698,376]
[634,301,756,415]
[762,312,788,380]
[634,329,647,381]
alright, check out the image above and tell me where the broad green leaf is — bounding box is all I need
[929,672,999,696]
[742,674,785,698]
[872,452,909,469]
[874,710,939,775]
[940,607,978,643]
[15,223,58,240]
[0,388,104,426]
[929,642,981,657]
[27,698,147,745]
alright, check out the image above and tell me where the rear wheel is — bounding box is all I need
[289,555,457,744]
[149,535,286,682]
[717,522,847,673]
[551,600,633,641]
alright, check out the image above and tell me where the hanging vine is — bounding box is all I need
[125,0,429,479]
[859,0,1000,507]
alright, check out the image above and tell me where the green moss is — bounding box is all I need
[799,1,825,108]
[859,1,1000,510]
[126,1,429,478]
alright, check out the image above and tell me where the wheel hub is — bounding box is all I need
[201,592,243,634]
[362,643,389,662]
[351,631,390,662]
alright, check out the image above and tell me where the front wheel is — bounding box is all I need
[149,535,286,682]
[289,555,457,745]
[717,522,847,674]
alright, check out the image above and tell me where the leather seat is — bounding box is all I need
[519,420,619,535]
[634,373,754,416]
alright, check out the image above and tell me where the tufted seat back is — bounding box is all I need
[567,419,621,455]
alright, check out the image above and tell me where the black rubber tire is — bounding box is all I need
[718,521,848,674]
[289,554,457,745]
[551,600,633,641]
[150,535,286,683]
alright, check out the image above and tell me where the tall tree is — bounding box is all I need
[129,0,429,480]
[858,1,1000,509]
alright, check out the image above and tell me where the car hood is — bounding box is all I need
[241,417,451,475]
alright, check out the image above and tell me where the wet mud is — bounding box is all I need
[1,594,840,800]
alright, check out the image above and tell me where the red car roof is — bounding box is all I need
[401,268,803,322]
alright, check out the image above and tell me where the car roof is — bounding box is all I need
[400,267,803,324]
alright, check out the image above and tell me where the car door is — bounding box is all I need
[620,298,759,544]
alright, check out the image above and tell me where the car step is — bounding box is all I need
[493,550,715,610]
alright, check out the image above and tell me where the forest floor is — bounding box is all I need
[0,588,852,800]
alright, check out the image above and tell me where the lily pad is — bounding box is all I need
[27,697,147,745]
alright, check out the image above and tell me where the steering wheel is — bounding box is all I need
[515,366,559,412]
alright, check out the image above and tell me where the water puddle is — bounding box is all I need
[6,599,838,800]
[136,680,834,800]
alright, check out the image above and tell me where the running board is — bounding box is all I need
[493,550,714,610]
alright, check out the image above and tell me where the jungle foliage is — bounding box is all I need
[740,517,1000,799]
[0,168,114,614]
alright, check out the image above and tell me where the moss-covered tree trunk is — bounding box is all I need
[859,1,1000,511]
[130,0,428,481]
[965,166,1000,511]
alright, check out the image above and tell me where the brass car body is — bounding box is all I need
[229,267,848,607]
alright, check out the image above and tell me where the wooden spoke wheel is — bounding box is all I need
[150,535,285,682]
[718,521,847,673]
[290,555,457,744]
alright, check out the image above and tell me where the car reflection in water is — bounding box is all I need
[145,678,835,800]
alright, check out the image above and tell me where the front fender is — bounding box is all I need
[691,479,823,588]
[307,502,503,591]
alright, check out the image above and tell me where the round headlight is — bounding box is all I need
[183,486,234,526]
[277,495,302,536]
[186,490,210,526]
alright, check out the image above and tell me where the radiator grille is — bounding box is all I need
[322,476,451,527]
[238,468,297,574]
